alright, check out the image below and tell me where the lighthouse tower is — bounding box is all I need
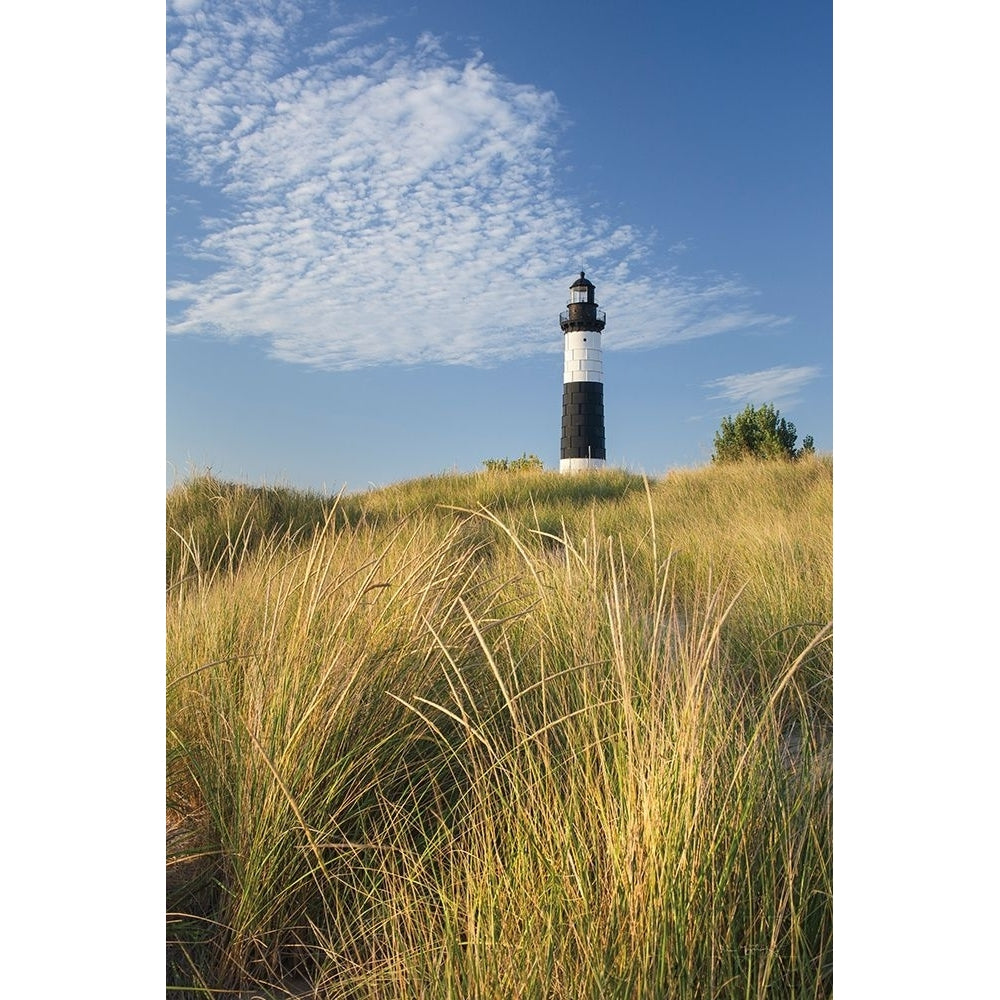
[560,272,606,473]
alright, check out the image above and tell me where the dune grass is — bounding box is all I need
[167,458,832,998]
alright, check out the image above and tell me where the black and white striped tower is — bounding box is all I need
[560,272,606,472]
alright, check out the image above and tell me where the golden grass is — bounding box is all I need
[167,458,832,998]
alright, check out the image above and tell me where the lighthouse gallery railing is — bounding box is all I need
[559,308,606,326]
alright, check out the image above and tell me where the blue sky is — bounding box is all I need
[166,0,831,492]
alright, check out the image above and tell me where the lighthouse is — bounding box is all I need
[560,272,606,472]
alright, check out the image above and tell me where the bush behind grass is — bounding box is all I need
[167,459,832,998]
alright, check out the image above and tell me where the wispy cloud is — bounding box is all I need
[704,365,822,406]
[167,2,784,370]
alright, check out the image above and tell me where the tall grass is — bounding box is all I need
[166,473,336,587]
[167,458,832,998]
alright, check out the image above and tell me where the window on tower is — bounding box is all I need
[571,287,587,303]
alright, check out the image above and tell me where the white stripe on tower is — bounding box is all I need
[559,272,606,473]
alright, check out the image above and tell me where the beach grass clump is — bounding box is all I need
[166,472,340,589]
[167,458,832,998]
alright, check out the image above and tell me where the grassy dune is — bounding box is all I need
[167,459,832,999]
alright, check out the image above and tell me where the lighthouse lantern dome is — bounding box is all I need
[569,271,595,304]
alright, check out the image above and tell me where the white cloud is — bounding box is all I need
[703,365,822,406]
[167,2,785,370]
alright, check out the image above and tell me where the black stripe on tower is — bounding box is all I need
[561,381,606,459]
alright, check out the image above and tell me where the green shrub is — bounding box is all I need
[712,402,816,462]
[482,452,545,472]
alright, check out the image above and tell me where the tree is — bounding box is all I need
[711,403,812,463]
